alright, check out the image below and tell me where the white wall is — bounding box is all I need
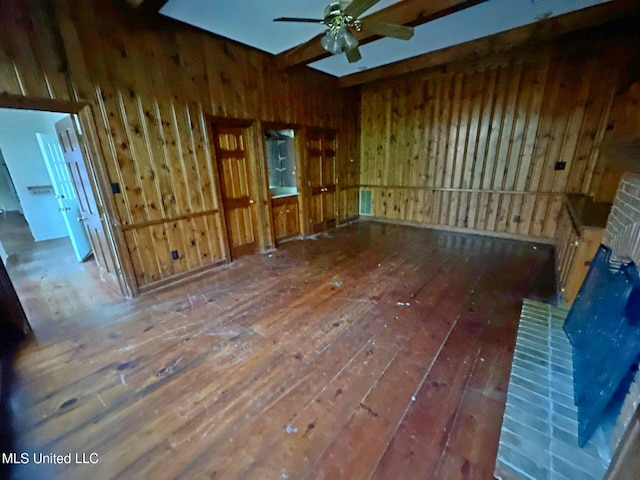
[0,108,68,241]
[0,147,21,212]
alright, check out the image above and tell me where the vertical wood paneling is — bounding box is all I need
[1,0,356,290]
[592,81,640,202]
[337,89,361,222]
[359,38,637,239]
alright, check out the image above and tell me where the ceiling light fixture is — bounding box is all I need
[274,0,414,64]
[319,2,361,55]
[321,24,359,55]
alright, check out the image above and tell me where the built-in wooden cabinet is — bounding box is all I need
[272,195,300,243]
[307,128,337,234]
[555,195,611,305]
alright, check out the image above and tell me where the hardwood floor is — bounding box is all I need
[3,220,556,479]
[0,213,120,338]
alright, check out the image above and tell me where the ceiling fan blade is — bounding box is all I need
[345,46,362,63]
[343,0,381,19]
[361,21,414,40]
[273,17,325,23]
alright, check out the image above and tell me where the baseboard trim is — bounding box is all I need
[138,259,228,295]
[359,216,556,246]
[338,216,360,227]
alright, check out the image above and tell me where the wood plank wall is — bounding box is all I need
[595,81,640,203]
[338,92,361,222]
[359,26,640,240]
[0,0,360,291]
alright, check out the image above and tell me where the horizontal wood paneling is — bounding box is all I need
[360,28,640,239]
[1,0,356,290]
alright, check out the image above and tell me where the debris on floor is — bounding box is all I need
[284,424,298,434]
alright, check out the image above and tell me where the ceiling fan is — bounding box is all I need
[274,0,414,63]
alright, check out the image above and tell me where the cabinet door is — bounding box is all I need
[272,204,287,241]
[285,202,299,238]
[273,199,300,242]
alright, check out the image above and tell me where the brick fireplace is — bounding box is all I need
[605,173,640,453]
[495,173,640,480]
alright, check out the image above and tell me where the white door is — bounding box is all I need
[0,148,21,213]
[36,133,92,262]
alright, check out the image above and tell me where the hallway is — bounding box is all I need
[0,212,120,336]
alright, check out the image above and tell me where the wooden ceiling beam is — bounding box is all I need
[274,0,488,70]
[339,0,640,88]
[122,0,168,13]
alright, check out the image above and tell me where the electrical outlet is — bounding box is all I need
[555,161,566,171]
[171,250,179,260]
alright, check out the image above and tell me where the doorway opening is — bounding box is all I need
[0,105,126,333]
[265,129,297,197]
[264,128,303,244]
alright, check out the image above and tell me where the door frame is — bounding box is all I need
[261,121,307,242]
[208,115,273,258]
[35,132,93,262]
[0,94,136,297]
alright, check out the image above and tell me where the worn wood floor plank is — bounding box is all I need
[1,218,556,480]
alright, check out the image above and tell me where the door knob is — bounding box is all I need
[249,199,255,204]
[77,217,87,221]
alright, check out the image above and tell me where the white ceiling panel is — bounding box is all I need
[161,0,611,78]
[161,0,399,54]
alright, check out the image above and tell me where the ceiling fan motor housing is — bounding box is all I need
[323,2,362,32]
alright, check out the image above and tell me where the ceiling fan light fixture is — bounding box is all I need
[340,27,359,51]
[277,0,412,63]
[321,30,343,55]
[321,25,359,56]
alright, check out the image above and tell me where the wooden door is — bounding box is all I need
[307,128,337,234]
[213,125,258,258]
[55,116,120,289]
[36,133,92,262]
[322,131,337,230]
[308,130,324,233]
